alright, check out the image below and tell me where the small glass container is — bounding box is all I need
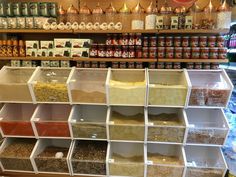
[6,40,13,57]
[122,46,129,58]
[183,47,191,59]
[114,45,122,58]
[149,47,157,59]
[158,47,165,59]
[157,62,165,69]
[194,62,203,69]
[208,36,216,47]
[121,33,129,46]
[12,40,19,57]
[219,48,227,59]
[187,62,194,69]
[106,46,114,58]
[90,44,98,58]
[19,40,26,57]
[135,33,142,46]
[192,47,200,59]
[200,47,209,59]
[106,34,112,45]
[150,36,157,47]
[211,63,219,69]
[165,62,173,69]
[175,47,183,59]
[166,47,174,59]
[166,36,173,47]
[135,46,142,58]
[174,37,182,47]
[203,63,211,69]
[190,36,199,47]
[129,34,135,46]
[209,47,219,59]
[217,36,225,47]
[158,36,165,47]
[143,37,149,46]
[173,62,181,69]
[98,44,106,58]
[143,47,149,58]
[182,36,189,47]
[199,36,208,47]
[129,46,135,58]
[112,34,119,45]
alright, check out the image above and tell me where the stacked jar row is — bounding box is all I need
[0,138,228,177]
[0,67,233,107]
[0,104,229,146]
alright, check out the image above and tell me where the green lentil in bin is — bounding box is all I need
[71,141,107,175]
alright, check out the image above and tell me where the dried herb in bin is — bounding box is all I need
[72,141,107,175]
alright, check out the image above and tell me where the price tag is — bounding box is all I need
[148,122,154,126]
[109,121,114,125]
[189,124,195,128]
[147,160,153,165]
[34,118,40,121]
[71,119,76,123]
[109,159,114,163]
[187,161,197,167]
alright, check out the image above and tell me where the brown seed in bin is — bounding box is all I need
[0,139,36,171]
[71,141,107,175]
[35,146,69,173]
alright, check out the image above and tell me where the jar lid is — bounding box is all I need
[132,2,145,13]
[189,2,202,13]
[119,3,130,13]
[203,0,216,13]
[105,3,117,13]
[217,0,231,12]
[79,3,91,14]
[58,5,66,15]
[92,3,104,14]
[67,4,79,14]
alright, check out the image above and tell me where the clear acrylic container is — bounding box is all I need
[70,140,108,176]
[188,70,233,108]
[32,104,71,138]
[0,104,36,137]
[107,69,147,106]
[0,67,35,103]
[69,68,108,104]
[185,146,227,177]
[146,144,186,177]
[186,108,229,146]
[108,106,145,142]
[29,67,72,103]
[147,107,187,144]
[148,70,190,107]
[69,105,107,140]
[0,138,36,172]
[108,142,144,177]
[32,139,72,174]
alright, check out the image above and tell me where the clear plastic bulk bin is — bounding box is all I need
[108,106,145,142]
[32,139,72,174]
[107,69,147,106]
[32,104,71,138]
[69,68,108,104]
[146,144,186,177]
[186,108,229,146]
[148,70,190,107]
[188,70,233,108]
[0,104,36,137]
[69,105,107,140]
[70,140,108,176]
[108,142,144,177]
[147,108,187,144]
[185,146,227,177]
[0,67,35,103]
[29,67,72,103]
[0,138,36,172]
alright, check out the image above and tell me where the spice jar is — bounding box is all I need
[195,62,202,69]
[106,34,112,45]
[208,36,216,47]
[150,36,157,47]
[129,46,135,58]
[142,47,149,58]
[91,61,98,68]
[114,45,122,58]
[120,62,126,68]
[6,40,13,57]
[135,46,142,58]
[157,62,165,69]
[120,33,129,45]
[217,36,225,47]
[136,62,143,69]
[12,40,19,57]
[199,36,208,47]
[158,36,165,47]
[174,37,181,47]
[106,46,114,58]
[122,46,129,58]
[112,62,119,68]
[158,47,165,58]
[209,47,219,59]
[190,36,199,47]
[90,44,98,58]
[211,63,219,69]
[129,34,135,46]
[166,47,174,59]
[19,40,25,57]
[135,33,142,46]
[165,62,173,69]
[0,40,6,57]
[98,44,106,58]
[186,62,194,69]
[99,62,106,68]
[149,62,156,69]
[143,37,149,46]
[192,47,200,59]
[200,47,209,59]
[183,47,191,59]
[173,62,181,69]
[149,47,157,58]
[112,34,119,45]
[128,62,135,68]
[175,47,183,59]
[166,36,173,47]
[203,63,211,69]
[219,48,227,59]
[182,36,189,47]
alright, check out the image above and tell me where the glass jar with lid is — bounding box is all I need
[145,1,158,30]
[160,0,173,30]
[92,3,104,24]
[79,3,91,24]
[66,4,79,24]
[216,0,231,29]
[131,2,145,30]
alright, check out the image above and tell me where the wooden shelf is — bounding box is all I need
[0,29,229,34]
[0,57,157,62]
[158,59,229,63]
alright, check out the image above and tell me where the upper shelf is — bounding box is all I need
[0,29,230,34]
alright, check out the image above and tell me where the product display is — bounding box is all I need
[71,141,107,175]
[0,138,36,171]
